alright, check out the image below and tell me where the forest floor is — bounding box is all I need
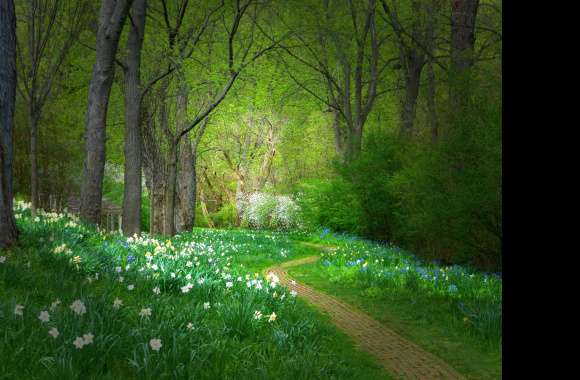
[266,250,465,380]
[2,204,500,379]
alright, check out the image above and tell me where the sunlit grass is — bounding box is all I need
[0,201,388,379]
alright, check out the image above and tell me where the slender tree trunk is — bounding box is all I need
[400,63,422,136]
[199,188,214,228]
[449,0,479,110]
[163,141,178,235]
[0,0,19,248]
[122,0,146,236]
[30,111,39,216]
[80,0,132,224]
[426,0,438,141]
[175,80,195,232]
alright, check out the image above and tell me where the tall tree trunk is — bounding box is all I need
[0,0,19,248]
[122,0,146,236]
[163,142,178,235]
[426,0,438,141]
[176,137,194,232]
[29,111,39,216]
[175,80,194,233]
[400,63,422,136]
[449,0,479,110]
[80,0,132,224]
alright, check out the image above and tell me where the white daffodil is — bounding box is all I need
[38,310,50,323]
[70,300,86,315]
[113,298,123,309]
[268,312,277,323]
[82,333,94,345]
[14,304,24,316]
[73,336,85,349]
[139,308,152,317]
[48,327,59,338]
[149,338,162,351]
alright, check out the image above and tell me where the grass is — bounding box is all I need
[287,232,502,380]
[0,202,389,379]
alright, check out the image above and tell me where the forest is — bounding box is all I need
[1,0,501,379]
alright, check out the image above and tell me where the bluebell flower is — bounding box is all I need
[322,260,332,267]
[127,255,135,263]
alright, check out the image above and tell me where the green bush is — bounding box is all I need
[210,202,239,228]
[295,178,365,234]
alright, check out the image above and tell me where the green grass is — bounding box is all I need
[0,202,389,379]
[287,236,502,380]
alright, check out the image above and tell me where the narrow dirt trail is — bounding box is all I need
[266,254,465,380]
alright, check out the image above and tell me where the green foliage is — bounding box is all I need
[1,203,388,379]
[209,202,238,229]
[295,179,365,234]
[391,91,502,269]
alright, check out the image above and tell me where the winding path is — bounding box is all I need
[265,254,465,380]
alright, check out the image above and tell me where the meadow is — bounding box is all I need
[290,232,502,379]
[0,201,387,379]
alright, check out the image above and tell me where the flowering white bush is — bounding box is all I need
[237,192,302,230]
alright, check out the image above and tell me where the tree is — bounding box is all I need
[278,0,386,163]
[120,0,146,235]
[16,0,88,216]
[0,0,19,248]
[80,0,132,225]
[449,0,479,111]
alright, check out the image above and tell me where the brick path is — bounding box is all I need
[266,255,465,380]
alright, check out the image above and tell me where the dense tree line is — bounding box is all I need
[2,0,501,270]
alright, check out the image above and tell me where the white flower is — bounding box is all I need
[225,281,233,289]
[170,272,176,278]
[48,327,59,338]
[139,308,152,317]
[38,310,50,323]
[153,286,161,295]
[0,256,6,264]
[82,333,94,345]
[113,298,123,309]
[268,312,277,322]
[187,322,194,330]
[203,302,211,310]
[290,290,298,297]
[290,280,296,286]
[50,299,61,311]
[73,336,85,349]
[185,273,192,280]
[118,276,124,283]
[127,284,135,291]
[149,338,162,351]
[186,261,193,267]
[197,278,205,285]
[151,264,158,271]
[181,283,193,293]
[14,304,24,316]
[116,266,122,273]
[70,300,86,315]
[254,310,262,320]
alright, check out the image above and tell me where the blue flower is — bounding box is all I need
[448,284,458,293]
[322,260,332,267]
[127,255,135,263]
